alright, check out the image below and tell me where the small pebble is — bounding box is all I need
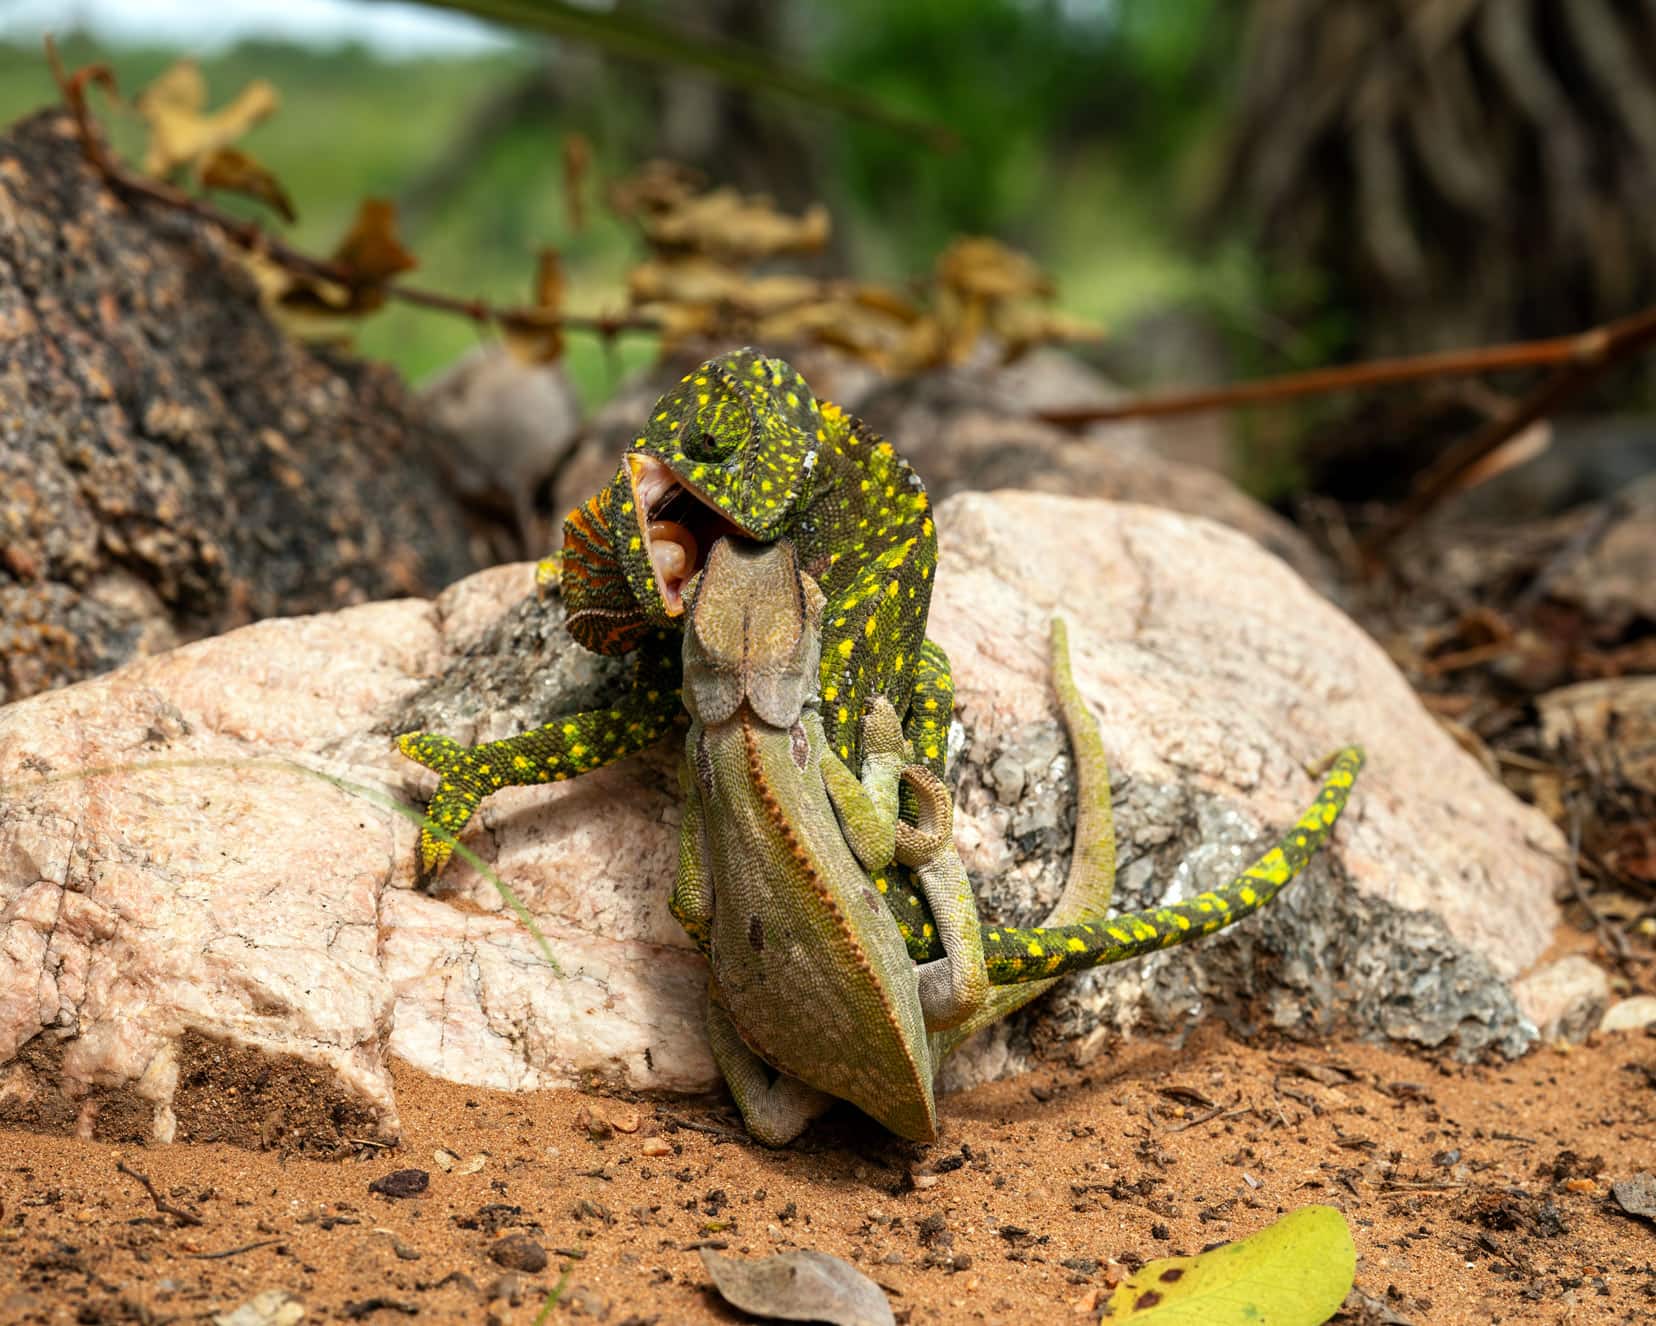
[368,1169,429,1199]
[489,1234,548,1273]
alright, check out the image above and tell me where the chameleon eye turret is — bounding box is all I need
[616,348,825,615]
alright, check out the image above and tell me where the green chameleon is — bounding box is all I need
[673,535,1362,1145]
[398,347,954,956]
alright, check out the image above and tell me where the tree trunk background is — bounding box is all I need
[0,111,493,704]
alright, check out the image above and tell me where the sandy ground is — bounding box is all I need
[2,1017,1654,1325]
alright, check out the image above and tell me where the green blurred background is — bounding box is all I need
[6,0,1654,499]
[0,2,1254,401]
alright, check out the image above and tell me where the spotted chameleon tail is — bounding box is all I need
[979,747,1363,986]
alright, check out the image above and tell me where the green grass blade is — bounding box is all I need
[409,0,957,149]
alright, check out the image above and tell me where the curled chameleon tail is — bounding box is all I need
[896,618,1362,1056]
[977,746,1363,985]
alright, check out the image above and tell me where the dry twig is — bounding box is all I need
[46,40,657,346]
[115,1160,204,1227]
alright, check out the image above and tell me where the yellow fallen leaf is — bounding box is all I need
[1101,1205,1355,1325]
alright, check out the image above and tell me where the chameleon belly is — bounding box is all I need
[697,710,938,1143]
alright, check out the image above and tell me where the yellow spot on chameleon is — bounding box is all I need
[1066,937,1086,953]
[1238,886,1258,906]
[1026,940,1044,957]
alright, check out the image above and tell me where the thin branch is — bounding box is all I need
[1036,321,1647,428]
[1363,303,1656,555]
[115,1160,204,1227]
[46,45,658,344]
[415,0,958,152]
[190,1237,284,1260]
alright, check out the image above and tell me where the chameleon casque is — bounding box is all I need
[674,535,1362,1145]
[399,347,955,957]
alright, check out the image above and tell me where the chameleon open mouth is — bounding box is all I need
[627,454,750,616]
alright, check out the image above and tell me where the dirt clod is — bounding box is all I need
[367,1169,429,1200]
[488,1234,548,1273]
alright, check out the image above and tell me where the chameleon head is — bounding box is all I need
[681,536,826,730]
[614,348,825,628]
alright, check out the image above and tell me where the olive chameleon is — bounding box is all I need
[673,534,1363,1145]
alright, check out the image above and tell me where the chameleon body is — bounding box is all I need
[673,536,1363,1145]
[399,348,952,957]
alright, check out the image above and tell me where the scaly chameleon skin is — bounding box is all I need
[674,541,1364,1144]
[973,748,1363,984]
[402,349,953,956]
[396,633,681,865]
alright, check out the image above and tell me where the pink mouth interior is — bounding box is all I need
[629,456,745,615]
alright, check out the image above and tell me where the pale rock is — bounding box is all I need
[420,345,582,554]
[1539,675,1656,795]
[1513,955,1611,1043]
[1599,995,1656,1034]
[0,493,1565,1145]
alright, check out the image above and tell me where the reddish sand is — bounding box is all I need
[3,1013,1654,1324]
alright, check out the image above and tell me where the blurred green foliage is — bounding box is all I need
[0,5,1318,495]
[0,33,659,400]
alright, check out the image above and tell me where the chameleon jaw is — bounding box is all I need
[627,453,749,616]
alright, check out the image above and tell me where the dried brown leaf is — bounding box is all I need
[138,59,279,177]
[700,1248,894,1326]
[607,159,706,220]
[993,305,1107,355]
[504,249,566,365]
[198,146,295,223]
[935,235,1052,301]
[330,198,417,289]
[642,187,830,259]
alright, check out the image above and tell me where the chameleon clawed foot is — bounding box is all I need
[706,998,833,1147]
[395,730,489,876]
[894,763,987,1033]
[859,696,905,760]
[533,552,563,596]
